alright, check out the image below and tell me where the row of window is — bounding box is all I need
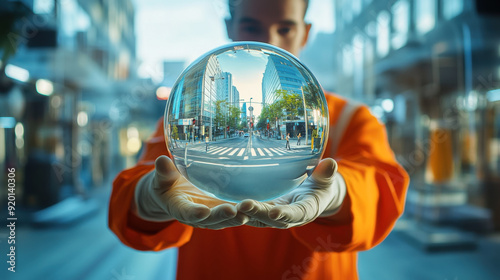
[338,0,465,76]
[339,0,464,59]
[341,0,464,26]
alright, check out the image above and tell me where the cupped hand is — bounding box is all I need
[135,155,250,230]
[236,158,341,229]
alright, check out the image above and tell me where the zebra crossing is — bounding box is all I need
[189,145,301,158]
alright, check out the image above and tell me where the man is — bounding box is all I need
[108,0,409,279]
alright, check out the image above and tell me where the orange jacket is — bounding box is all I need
[108,93,409,280]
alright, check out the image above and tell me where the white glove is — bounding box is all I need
[134,156,250,229]
[237,158,346,229]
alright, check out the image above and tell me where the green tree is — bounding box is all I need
[214,100,226,132]
[277,90,302,120]
[228,104,241,130]
[302,83,322,111]
[256,106,270,130]
[172,125,179,140]
[268,94,285,121]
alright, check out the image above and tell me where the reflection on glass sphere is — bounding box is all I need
[164,42,329,202]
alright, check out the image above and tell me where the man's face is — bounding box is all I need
[226,0,311,57]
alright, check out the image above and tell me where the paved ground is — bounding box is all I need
[1,180,499,280]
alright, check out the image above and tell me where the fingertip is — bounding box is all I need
[314,158,337,179]
[330,158,338,173]
[155,156,179,181]
[236,212,250,225]
[155,155,170,171]
[268,208,282,220]
[191,206,211,221]
[221,204,237,218]
[320,158,335,169]
[237,199,255,213]
[155,155,170,164]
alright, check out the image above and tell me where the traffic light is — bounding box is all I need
[192,118,196,125]
[267,123,269,129]
[227,126,229,131]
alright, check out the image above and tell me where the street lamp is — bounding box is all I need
[300,86,308,145]
[249,97,253,135]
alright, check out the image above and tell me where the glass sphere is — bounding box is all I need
[164,42,329,202]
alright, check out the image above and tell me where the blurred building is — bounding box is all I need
[0,0,149,214]
[330,0,500,234]
[301,32,338,91]
[158,61,186,93]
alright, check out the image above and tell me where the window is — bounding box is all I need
[443,0,464,20]
[343,2,353,24]
[353,34,364,97]
[376,11,390,57]
[364,38,375,100]
[364,21,377,38]
[352,0,362,18]
[342,45,353,76]
[415,0,436,34]
[353,34,364,66]
[34,0,54,14]
[392,0,409,50]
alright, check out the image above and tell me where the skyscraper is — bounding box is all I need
[262,53,304,105]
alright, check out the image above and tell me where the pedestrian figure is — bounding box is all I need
[285,133,290,150]
[205,135,209,152]
[297,133,301,145]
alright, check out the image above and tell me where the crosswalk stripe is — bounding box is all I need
[192,145,303,157]
[207,148,222,154]
[209,147,224,153]
[269,148,283,155]
[219,148,232,155]
[212,147,230,155]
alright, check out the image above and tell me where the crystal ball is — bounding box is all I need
[164,42,329,202]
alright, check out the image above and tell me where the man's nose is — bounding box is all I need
[260,30,280,47]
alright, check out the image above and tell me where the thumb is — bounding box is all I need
[310,158,337,186]
[154,155,182,188]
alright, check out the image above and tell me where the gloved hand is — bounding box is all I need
[237,158,346,229]
[134,155,250,229]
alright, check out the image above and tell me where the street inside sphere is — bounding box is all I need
[164,42,329,202]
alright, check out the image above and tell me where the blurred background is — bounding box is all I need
[0,0,499,279]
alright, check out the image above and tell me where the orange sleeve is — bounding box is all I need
[291,98,409,252]
[108,118,193,251]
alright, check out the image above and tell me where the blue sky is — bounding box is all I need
[218,48,268,104]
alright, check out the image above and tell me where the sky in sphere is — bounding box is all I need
[217,47,269,117]
[133,0,335,81]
